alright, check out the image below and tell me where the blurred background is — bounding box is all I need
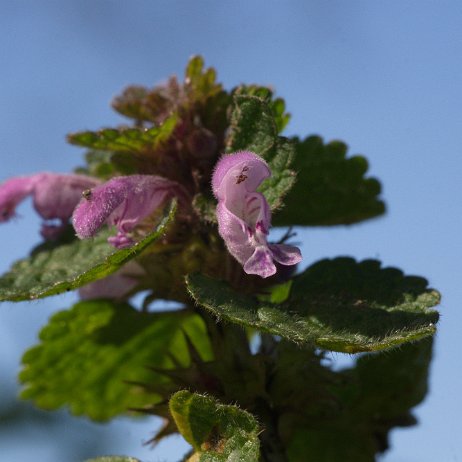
[0,2,460,461]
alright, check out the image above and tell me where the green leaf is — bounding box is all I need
[80,150,120,178]
[67,114,178,152]
[192,193,219,223]
[232,85,290,132]
[353,337,432,421]
[0,202,176,301]
[170,390,260,461]
[185,55,223,101]
[284,339,433,461]
[19,300,210,421]
[186,258,440,353]
[74,150,139,180]
[226,95,296,210]
[273,136,385,226]
[111,84,152,121]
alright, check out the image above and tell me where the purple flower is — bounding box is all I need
[0,172,100,239]
[212,151,302,278]
[72,174,189,248]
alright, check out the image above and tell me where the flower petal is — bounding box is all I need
[244,246,277,278]
[216,202,254,267]
[33,173,100,220]
[0,176,39,222]
[0,173,99,228]
[212,151,270,201]
[73,174,189,247]
[268,244,302,266]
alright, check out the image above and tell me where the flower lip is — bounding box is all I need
[0,176,37,222]
[212,151,271,200]
[72,174,189,248]
[0,172,100,238]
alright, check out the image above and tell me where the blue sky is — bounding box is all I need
[0,2,460,461]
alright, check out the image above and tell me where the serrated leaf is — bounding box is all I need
[0,202,176,301]
[185,55,222,101]
[273,136,385,226]
[226,95,296,210]
[186,258,439,353]
[19,300,210,421]
[192,193,218,223]
[67,114,178,153]
[111,84,152,121]
[170,390,260,461]
[284,339,433,461]
[354,337,432,420]
[75,150,138,180]
[232,85,290,132]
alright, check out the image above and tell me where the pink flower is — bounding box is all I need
[212,151,302,278]
[0,172,100,239]
[72,174,189,248]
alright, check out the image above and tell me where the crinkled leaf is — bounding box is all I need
[185,55,223,101]
[273,136,385,226]
[80,150,119,178]
[74,150,137,180]
[184,55,231,138]
[19,300,210,421]
[187,257,439,353]
[67,114,177,152]
[170,390,260,461]
[0,202,176,301]
[192,193,219,223]
[112,78,182,125]
[232,85,290,132]
[226,95,296,210]
[111,84,152,121]
[284,339,433,461]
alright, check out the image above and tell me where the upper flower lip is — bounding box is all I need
[212,151,271,200]
[72,174,190,248]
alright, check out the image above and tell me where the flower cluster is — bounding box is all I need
[0,151,301,282]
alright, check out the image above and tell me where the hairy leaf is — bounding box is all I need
[67,114,177,152]
[170,390,260,461]
[274,136,385,226]
[185,55,223,101]
[19,300,210,421]
[74,150,137,180]
[284,339,433,461]
[226,95,296,210]
[187,258,439,353]
[0,202,176,301]
[232,85,290,132]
